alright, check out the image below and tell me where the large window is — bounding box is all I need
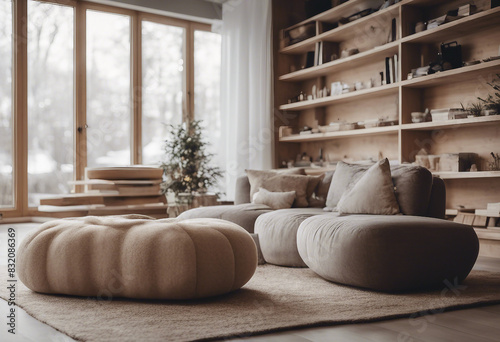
[86,10,131,167]
[141,20,185,165]
[194,29,221,158]
[0,0,13,208]
[1,1,221,215]
[27,0,74,206]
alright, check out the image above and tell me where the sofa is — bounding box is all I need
[177,159,479,292]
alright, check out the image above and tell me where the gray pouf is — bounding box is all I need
[297,215,479,292]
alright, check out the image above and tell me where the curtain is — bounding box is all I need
[219,0,273,201]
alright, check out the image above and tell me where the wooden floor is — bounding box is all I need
[1,223,500,342]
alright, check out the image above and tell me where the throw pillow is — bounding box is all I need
[305,175,323,206]
[336,158,400,215]
[324,162,369,211]
[309,171,334,207]
[245,170,312,207]
[252,188,296,210]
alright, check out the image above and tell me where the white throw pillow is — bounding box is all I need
[336,158,400,215]
[252,188,296,210]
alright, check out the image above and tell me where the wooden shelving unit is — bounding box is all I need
[401,59,500,88]
[280,0,404,54]
[280,125,398,142]
[401,115,500,131]
[433,171,500,180]
[279,41,399,82]
[400,6,500,44]
[280,83,399,111]
[272,0,500,249]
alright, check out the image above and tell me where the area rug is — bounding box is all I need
[2,265,500,342]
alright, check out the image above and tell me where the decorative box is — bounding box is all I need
[438,153,478,172]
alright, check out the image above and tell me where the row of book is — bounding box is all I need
[383,54,399,84]
[38,166,170,217]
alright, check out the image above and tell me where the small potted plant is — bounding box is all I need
[161,120,223,203]
[478,73,500,115]
[464,102,483,117]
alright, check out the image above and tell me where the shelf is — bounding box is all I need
[288,0,385,29]
[432,171,500,180]
[401,7,500,44]
[279,83,399,111]
[280,1,403,54]
[279,125,399,142]
[401,115,500,131]
[401,59,500,88]
[279,41,399,82]
[474,228,500,241]
[475,210,500,218]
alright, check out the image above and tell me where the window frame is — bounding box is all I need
[1,0,216,218]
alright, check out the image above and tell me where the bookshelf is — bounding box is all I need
[272,0,500,252]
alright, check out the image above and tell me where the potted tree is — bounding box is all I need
[161,120,223,205]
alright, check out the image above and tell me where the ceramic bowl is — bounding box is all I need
[411,112,426,123]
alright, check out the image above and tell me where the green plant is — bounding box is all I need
[161,120,223,197]
[478,73,500,113]
[489,152,500,171]
[461,101,483,116]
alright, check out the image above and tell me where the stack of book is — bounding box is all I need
[38,166,169,218]
[476,203,500,218]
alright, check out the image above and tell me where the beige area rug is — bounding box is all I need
[2,265,500,342]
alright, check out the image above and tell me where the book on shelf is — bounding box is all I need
[321,42,336,64]
[385,57,392,84]
[487,202,500,216]
[393,54,398,83]
[304,51,315,68]
[390,18,396,42]
[315,42,321,66]
[88,183,161,195]
[312,41,336,67]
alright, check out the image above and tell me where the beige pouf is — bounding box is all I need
[17,215,258,300]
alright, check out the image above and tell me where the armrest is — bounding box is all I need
[234,175,251,205]
[426,176,446,219]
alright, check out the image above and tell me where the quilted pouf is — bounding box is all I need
[17,215,258,299]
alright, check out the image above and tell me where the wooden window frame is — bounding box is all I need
[1,0,217,219]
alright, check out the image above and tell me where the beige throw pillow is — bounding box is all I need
[252,188,296,210]
[245,169,312,207]
[336,158,400,215]
[324,162,370,211]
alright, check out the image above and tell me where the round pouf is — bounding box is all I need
[17,215,258,300]
[297,215,479,292]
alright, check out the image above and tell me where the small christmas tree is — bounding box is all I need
[161,120,223,198]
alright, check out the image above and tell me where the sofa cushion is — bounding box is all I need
[337,159,399,215]
[234,176,252,205]
[253,188,296,210]
[246,170,313,208]
[390,165,433,216]
[235,168,306,205]
[309,171,334,208]
[325,162,368,211]
[176,203,272,233]
[254,208,326,267]
[297,214,479,292]
[325,162,433,216]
